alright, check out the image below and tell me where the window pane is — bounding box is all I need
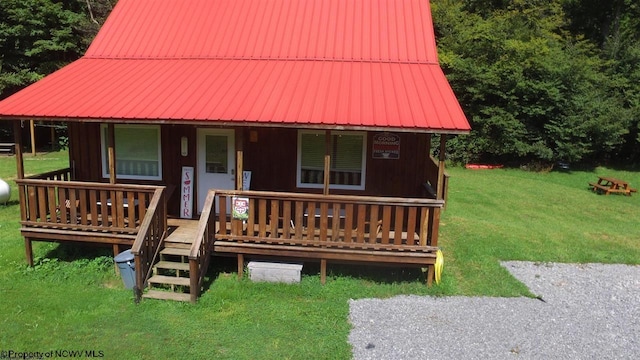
[103,125,161,179]
[205,135,228,173]
[300,133,325,184]
[299,132,364,188]
[331,134,363,185]
[116,127,158,161]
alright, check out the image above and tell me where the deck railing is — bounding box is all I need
[15,179,161,233]
[425,156,449,202]
[131,188,167,302]
[214,190,444,249]
[188,190,217,303]
[26,167,73,181]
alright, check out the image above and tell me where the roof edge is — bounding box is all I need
[0,116,470,135]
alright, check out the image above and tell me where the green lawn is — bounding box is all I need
[1,151,639,359]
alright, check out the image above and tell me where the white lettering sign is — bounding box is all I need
[180,166,194,219]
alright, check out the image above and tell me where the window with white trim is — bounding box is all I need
[101,124,162,180]
[297,131,366,190]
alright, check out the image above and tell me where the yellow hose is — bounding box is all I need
[435,250,444,285]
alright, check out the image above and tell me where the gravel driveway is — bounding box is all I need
[349,261,640,359]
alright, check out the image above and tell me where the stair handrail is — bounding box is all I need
[131,187,167,302]
[188,189,216,303]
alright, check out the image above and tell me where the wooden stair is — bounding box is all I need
[141,219,200,302]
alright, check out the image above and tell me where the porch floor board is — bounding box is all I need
[166,218,199,244]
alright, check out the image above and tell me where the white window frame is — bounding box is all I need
[100,124,162,181]
[296,130,367,190]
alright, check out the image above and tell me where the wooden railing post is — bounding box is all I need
[188,190,217,303]
[131,187,166,303]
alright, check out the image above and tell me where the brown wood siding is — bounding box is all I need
[242,129,430,198]
[68,123,196,217]
[365,132,429,198]
[161,125,196,216]
[68,122,102,182]
[242,128,297,192]
[67,124,434,216]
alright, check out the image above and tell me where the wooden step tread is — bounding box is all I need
[164,242,191,249]
[160,247,191,257]
[148,275,191,287]
[155,260,190,271]
[143,289,191,302]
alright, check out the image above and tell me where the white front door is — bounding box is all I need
[197,129,235,212]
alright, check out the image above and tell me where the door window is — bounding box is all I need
[205,135,228,174]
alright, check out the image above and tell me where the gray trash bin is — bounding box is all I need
[114,249,136,289]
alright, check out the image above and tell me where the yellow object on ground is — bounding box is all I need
[435,250,444,285]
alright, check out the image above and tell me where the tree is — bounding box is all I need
[563,0,640,162]
[433,0,634,165]
[0,0,113,99]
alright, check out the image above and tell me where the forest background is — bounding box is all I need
[1,0,638,167]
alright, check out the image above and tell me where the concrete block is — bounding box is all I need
[248,261,303,284]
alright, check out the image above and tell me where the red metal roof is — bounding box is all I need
[0,0,470,133]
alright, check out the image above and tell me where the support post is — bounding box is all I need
[13,121,24,179]
[437,134,447,200]
[134,255,143,303]
[236,129,244,190]
[430,208,441,247]
[426,264,434,286]
[424,133,432,186]
[320,259,327,285]
[50,125,56,151]
[25,238,34,267]
[237,254,244,279]
[107,123,116,184]
[323,130,331,195]
[189,259,199,304]
[113,244,120,274]
[30,120,36,156]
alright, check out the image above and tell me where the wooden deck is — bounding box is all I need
[210,190,444,286]
[15,171,446,303]
[15,173,166,266]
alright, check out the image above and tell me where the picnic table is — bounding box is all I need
[589,176,637,196]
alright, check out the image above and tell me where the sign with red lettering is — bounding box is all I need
[372,133,400,159]
[232,197,249,220]
[180,166,194,219]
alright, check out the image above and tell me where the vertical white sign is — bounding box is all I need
[242,171,252,190]
[180,166,194,219]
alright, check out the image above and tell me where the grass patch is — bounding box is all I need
[441,167,640,296]
[1,152,639,358]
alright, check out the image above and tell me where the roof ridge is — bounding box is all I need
[82,56,439,66]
